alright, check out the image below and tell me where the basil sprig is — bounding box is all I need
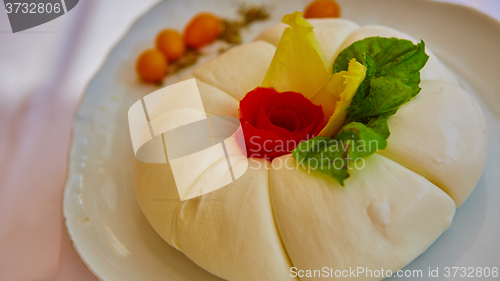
[293,37,429,185]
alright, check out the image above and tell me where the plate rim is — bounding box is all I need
[61,1,165,280]
[62,0,500,280]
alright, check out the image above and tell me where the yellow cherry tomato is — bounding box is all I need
[304,0,341,18]
[184,12,222,49]
[136,49,168,83]
[156,29,186,61]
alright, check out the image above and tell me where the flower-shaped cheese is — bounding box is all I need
[134,16,487,281]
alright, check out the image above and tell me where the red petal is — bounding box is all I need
[239,87,325,160]
[239,87,273,125]
[268,109,300,132]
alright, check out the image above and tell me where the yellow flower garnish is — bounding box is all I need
[262,11,366,137]
[312,59,366,137]
[262,11,330,98]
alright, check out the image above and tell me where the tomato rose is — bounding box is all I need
[239,87,324,160]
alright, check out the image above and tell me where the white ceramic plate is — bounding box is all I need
[63,0,500,280]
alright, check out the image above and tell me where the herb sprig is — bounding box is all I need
[293,37,429,185]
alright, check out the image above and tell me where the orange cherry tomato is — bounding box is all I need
[156,29,186,61]
[304,0,341,18]
[184,12,222,49]
[136,49,168,83]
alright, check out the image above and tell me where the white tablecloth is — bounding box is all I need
[0,0,499,280]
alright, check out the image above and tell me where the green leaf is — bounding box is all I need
[292,123,386,186]
[366,116,390,140]
[293,136,349,184]
[355,77,413,118]
[348,54,376,116]
[292,136,334,161]
[336,122,387,158]
[334,37,429,131]
[291,37,429,185]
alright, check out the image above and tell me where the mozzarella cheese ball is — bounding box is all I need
[134,18,487,281]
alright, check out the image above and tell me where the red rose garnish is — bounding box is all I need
[239,87,324,160]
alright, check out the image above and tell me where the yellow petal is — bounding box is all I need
[262,11,330,98]
[311,58,366,137]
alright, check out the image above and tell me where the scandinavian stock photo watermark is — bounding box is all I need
[245,135,381,172]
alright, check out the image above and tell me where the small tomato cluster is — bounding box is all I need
[136,12,222,83]
[135,0,340,84]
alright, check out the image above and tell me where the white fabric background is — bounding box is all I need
[0,1,498,280]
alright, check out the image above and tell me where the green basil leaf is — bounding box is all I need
[292,123,386,186]
[336,122,387,159]
[355,77,413,119]
[334,37,429,138]
[292,37,429,185]
[366,116,390,140]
